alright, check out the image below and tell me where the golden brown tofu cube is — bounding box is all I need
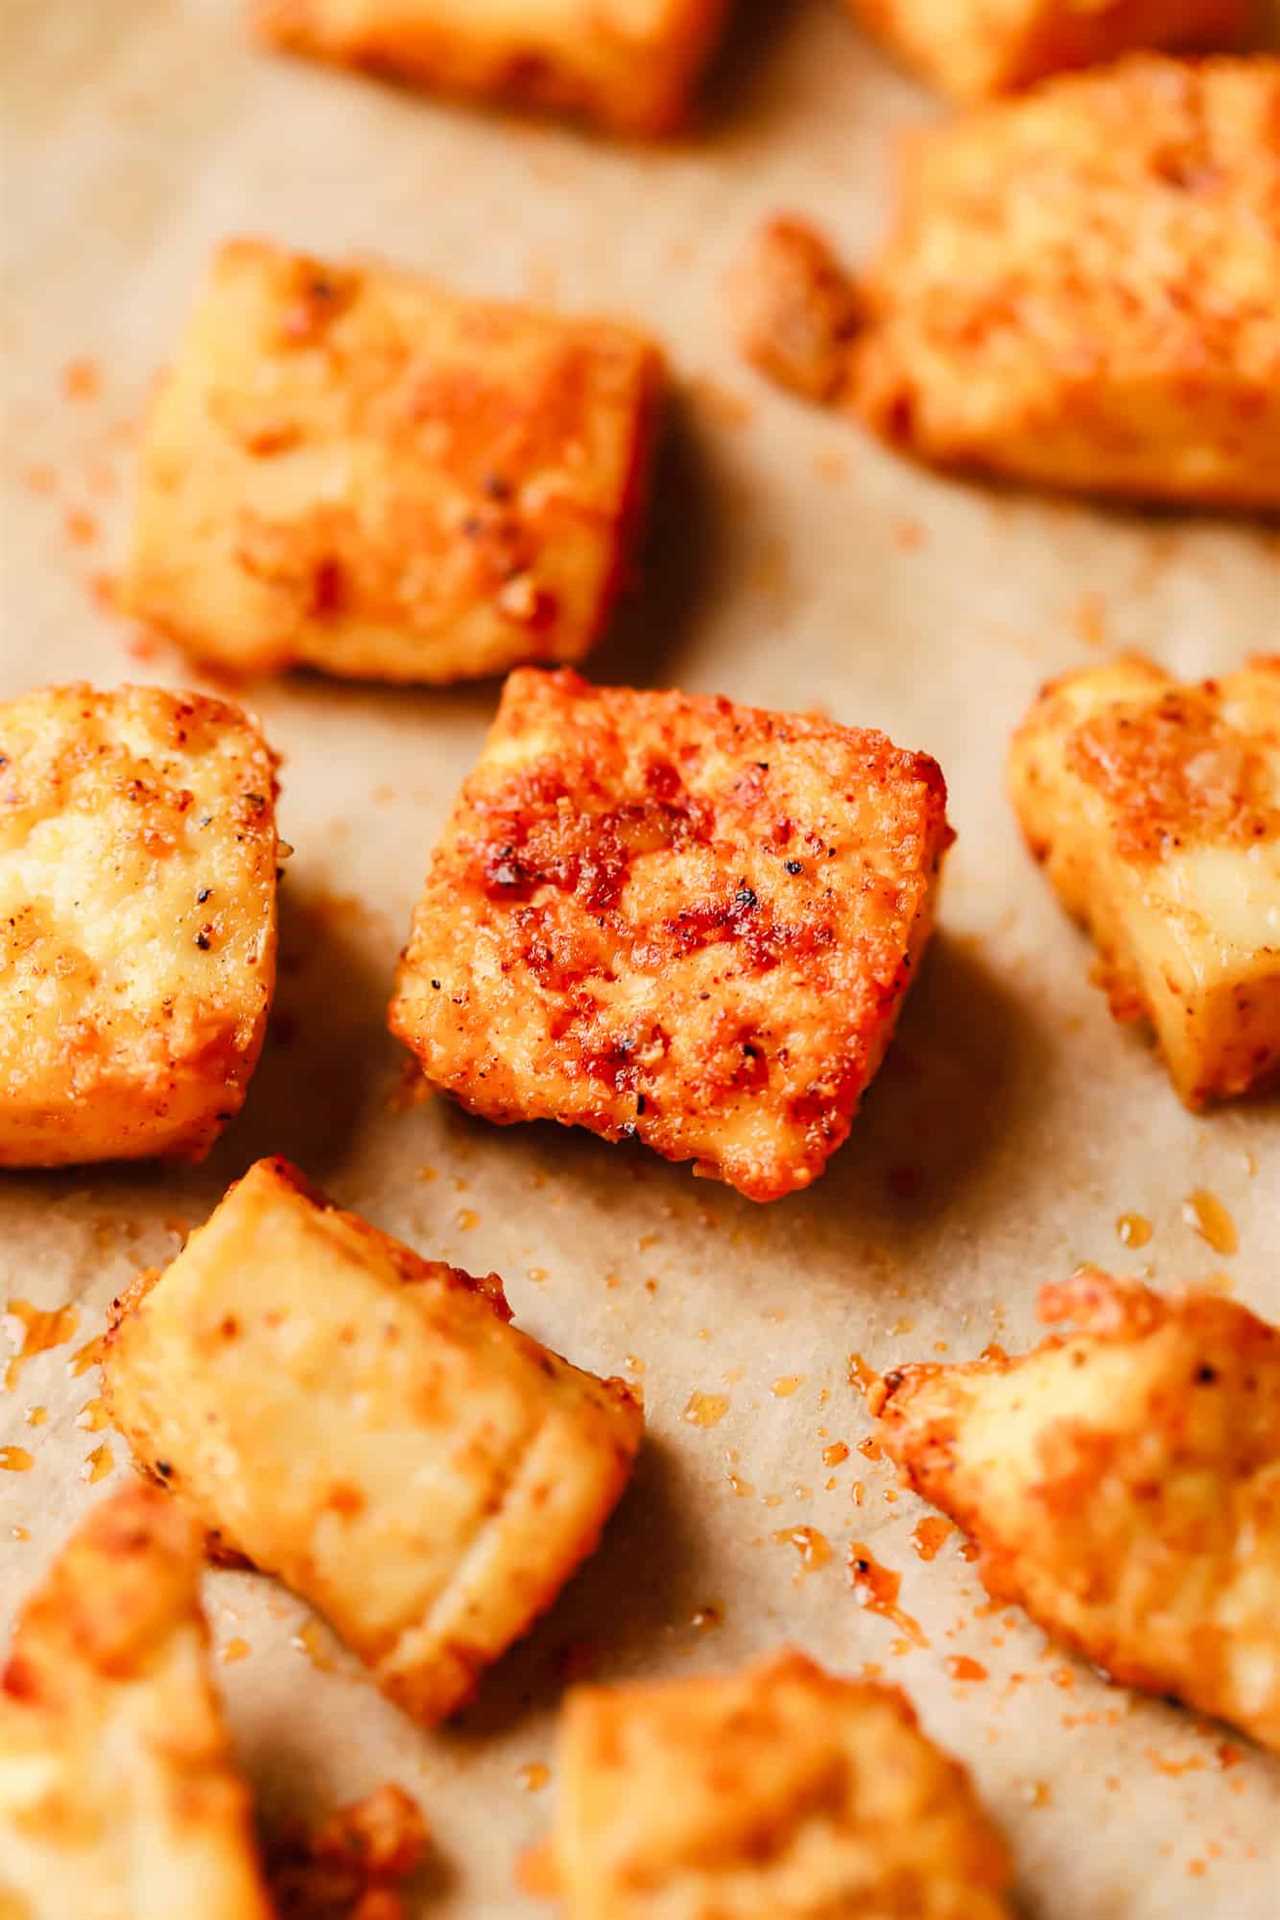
[124,240,663,683]
[253,0,731,138]
[729,216,860,405]
[0,684,279,1166]
[852,57,1280,507]
[0,1485,273,1920]
[846,0,1251,102]
[549,1650,1014,1919]
[104,1157,642,1726]
[1009,654,1280,1105]
[876,1270,1280,1753]
[389,668,953,1203]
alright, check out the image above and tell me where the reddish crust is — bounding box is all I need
[1066,684,1280,861]
[391,669,952,1200]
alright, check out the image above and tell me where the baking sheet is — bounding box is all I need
[2,1,1279,1912]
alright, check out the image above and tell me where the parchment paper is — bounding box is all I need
[2,3,1278,1912]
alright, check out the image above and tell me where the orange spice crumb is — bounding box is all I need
[1182,1190,1237,1256]
[773,1525,831,1574]
[1116,1212,1152,1248]
[62,357,101,401]
[946,1655,987,1682]
[911,1516,952,1562]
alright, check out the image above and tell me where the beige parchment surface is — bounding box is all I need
[1,2,1278,1913]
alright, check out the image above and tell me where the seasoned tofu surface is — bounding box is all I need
[389,668,952,1203]
[253,0,732,137]
[125,240,663,683]
[550,1650,1013,1919]
[845,0,1251,101]
[104,1157,643,1726]
[853,57,1280,506]
[0,683,279,1165]
[0,1485,273,1920]
[876,1270,1280,1754]
[1009,654,1280,1105]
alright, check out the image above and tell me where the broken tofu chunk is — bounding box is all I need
[852,57,1280,506]
[1009,653,1280,1105]
[103,1157,643,1725]
[875,1269,1280,1753]
[845,0,1252,102]
[388,667,952,1202]
[0,1484,273,1920]
[124,240,663,683]
[729,216,859,404]
[549,1649,1013,1919]
[252,0,732,138]
[268,1782,429,1918]
[0,683,279,1165]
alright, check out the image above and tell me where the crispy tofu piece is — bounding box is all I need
[730,217,859,404]
[876,1270,1280,1753]
[104,1157,642,1726]
[0,1485,272,1920]
[549,1649,1013,1919]
[124,240,663,684]
[845,0,1251,102]
[1009,654,1280,1105]
[0,684,279,1166]
[253,0,731,138]
[852,57,1280,507]
[389,668,952,1203]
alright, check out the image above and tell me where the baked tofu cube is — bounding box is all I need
[549,1650,1014,1919]
[852,57,1280,507]
[0,684,279,1166]
[845,0,1251,101]
[388,668,953,1203]
[253,0,732,138]
[124,241,662,685]
[1009,654,1280,1106]
[0,1486,273,1920]
[875,1270,1280,1754]
[104,1157,643,1726]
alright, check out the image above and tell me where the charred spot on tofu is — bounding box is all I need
[389,668,953,1202]
[104,1157,642,1726]
[852,57,1280,507]
[844,0,1251,102]
[549,1650,1013,1918]
[124,240,663,683]
[253,0,732,138]
[0,1485,273,1918]
[1009,654,1280,1104]
[876,1270,1280,1753]
[0,683,279,1165]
